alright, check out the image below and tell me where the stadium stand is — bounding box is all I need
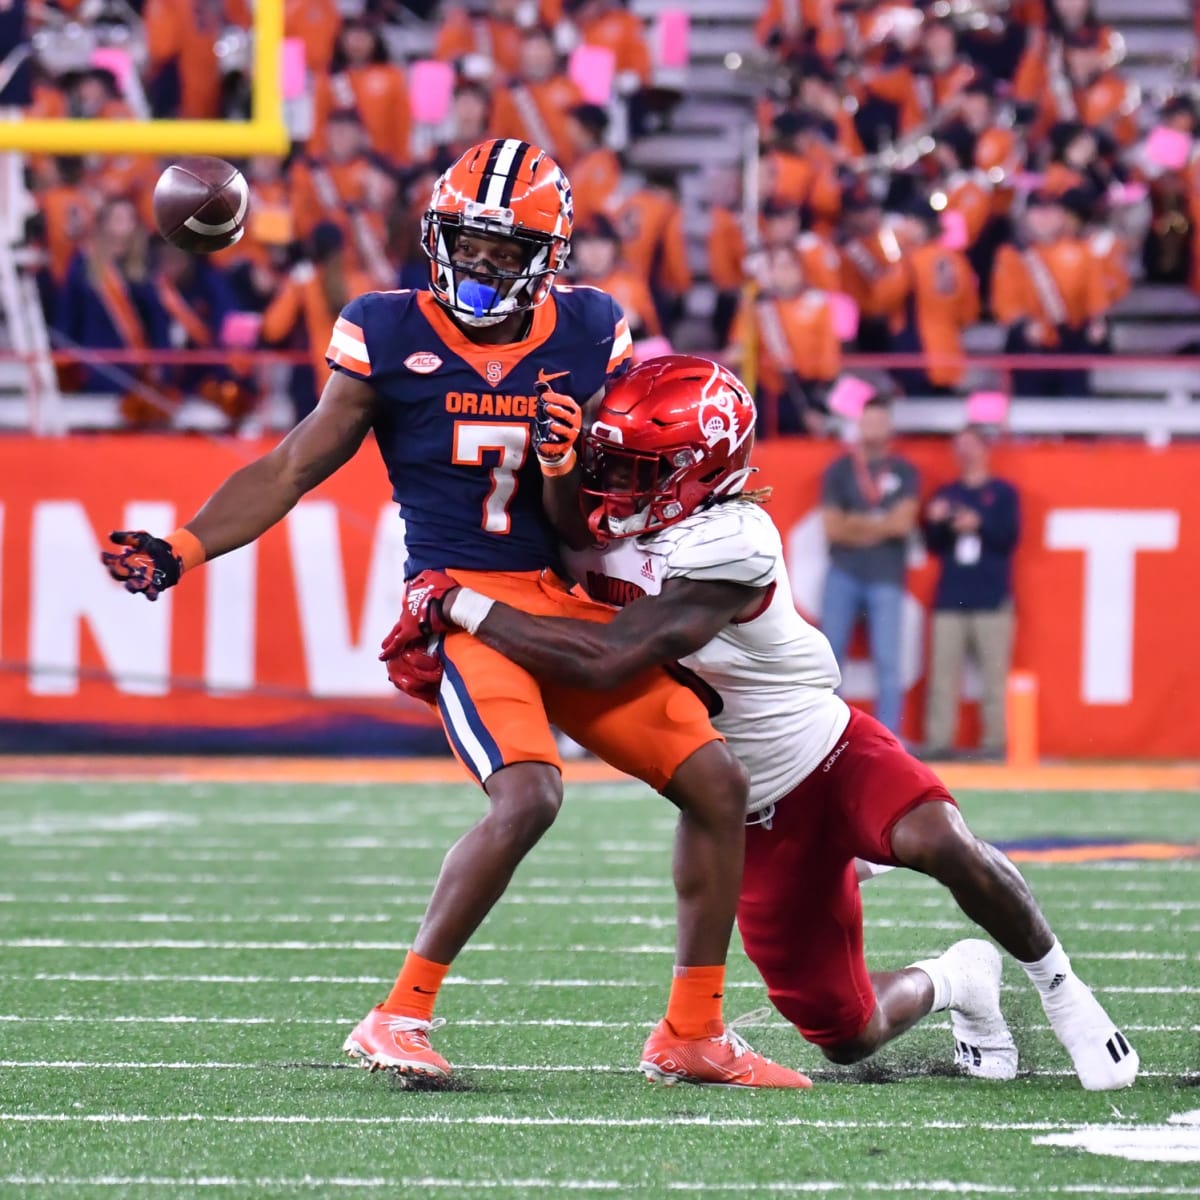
[2,0,1199,434]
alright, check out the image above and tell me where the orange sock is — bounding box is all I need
[665,964,726,1039]
[381,950,450,1022]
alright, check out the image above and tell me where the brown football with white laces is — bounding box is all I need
[152,156,249,253]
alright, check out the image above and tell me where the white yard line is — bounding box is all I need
[18,869,1194,890]
[4,921,1195,950]
[670,1188,1198,1197]
[20,972,1199,994]
[0,1180,1195,1197]
[2,932,1197,966]
[13,912,1200,932]
[0,1113,1155,1129]
[0,1014,1191,1033]
[0,1062,1186,1079]
[1,893,1190,912]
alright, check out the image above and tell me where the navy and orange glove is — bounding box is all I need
[384,642,444,705]
[534,379,583,478]
[379,569,460,662]
[101,530,201,601]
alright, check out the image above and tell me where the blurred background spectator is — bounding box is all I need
[922,426,1020,762]
[820,397,919,737]
[261,221,374,423]
[871,196,979,397]
[571,216,661,337]
[53,195,168,399]
[731,244,839,434]
[991,190,1110,396]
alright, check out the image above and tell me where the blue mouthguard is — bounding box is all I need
[458,279,500,318]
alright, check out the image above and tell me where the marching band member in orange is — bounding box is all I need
[873,198,980,395]
[991,190,1111,396]
[490,26,583,167]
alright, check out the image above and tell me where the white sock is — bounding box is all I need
[910,955,952,1013]
[1019,938,1073,1001]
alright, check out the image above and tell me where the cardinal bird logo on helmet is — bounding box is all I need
[697,365,754,457]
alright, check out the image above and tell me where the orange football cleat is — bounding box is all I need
[639,1014,813,1089]
[342,1005,451,1080]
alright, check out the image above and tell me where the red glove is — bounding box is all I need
[379,569,459,662]
[385,642,444,705]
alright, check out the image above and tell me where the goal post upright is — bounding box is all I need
[0,0,287,155]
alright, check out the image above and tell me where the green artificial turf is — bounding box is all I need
[0,779,1196,1199]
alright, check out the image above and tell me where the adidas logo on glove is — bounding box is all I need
[408,586,433,616]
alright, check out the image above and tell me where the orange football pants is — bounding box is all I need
[433,569,719,792]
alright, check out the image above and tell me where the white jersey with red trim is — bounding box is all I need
[565,500,850,812]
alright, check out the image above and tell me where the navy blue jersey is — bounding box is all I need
[327,286,633,577]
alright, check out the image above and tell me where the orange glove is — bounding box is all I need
[101,529,205,601]
[533,380,583,478]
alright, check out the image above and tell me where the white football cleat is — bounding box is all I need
[1040,972,1138,1091]
[917,939,1018,1081]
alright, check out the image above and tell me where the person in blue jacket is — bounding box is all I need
[922,425,1020,760]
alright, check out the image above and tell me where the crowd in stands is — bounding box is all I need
[731,0,1200,430]
[16,0,683,424]
[9,0,1200,432]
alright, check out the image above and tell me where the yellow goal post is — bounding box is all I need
[0,0,287,155]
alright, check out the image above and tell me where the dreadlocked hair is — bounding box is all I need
[715,487,774,507]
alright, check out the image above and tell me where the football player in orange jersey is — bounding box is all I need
[101,139,810,1090]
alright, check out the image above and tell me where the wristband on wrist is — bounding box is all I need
[538,447,577,478]
[448,587,496,635]
[166,528,207,573]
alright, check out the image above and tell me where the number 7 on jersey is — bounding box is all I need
[452,421,531,534]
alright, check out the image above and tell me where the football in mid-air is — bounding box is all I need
[153,156,249,253]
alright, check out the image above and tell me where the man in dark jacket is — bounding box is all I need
[922,426,1020,759]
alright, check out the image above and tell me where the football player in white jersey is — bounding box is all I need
[385,356,1139,1092]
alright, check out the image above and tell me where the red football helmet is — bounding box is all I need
[423,138,574,326]
[582,355,758,540]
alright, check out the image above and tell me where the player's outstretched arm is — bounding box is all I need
[102,372,377,599]
[449,577,763,690]
[187,372,377,557]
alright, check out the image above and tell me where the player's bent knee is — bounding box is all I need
[890,800,979,880]
[664,741,749,820]
[820,1039,874,1065]
[814,1006,885,1065]
[483,763,563,849]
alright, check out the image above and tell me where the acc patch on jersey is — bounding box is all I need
[404,352,443,374]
